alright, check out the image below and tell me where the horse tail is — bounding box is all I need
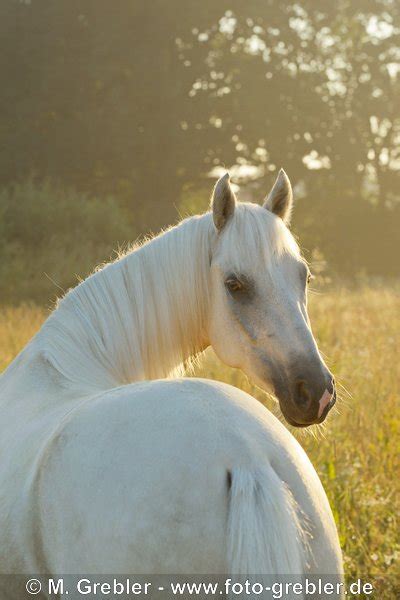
[227,464,309,598]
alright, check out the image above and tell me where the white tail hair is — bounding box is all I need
[227,464,310,599]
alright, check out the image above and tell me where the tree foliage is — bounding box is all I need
[0,0,399,278]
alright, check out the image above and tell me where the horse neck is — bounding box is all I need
[37,214,215,395]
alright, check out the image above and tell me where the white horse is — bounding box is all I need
[0,170,342,598]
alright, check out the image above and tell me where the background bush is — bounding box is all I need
[0,179,133,303]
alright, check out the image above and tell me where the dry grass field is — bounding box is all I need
[1,285,399,597]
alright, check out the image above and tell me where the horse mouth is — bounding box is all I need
[283,413,312,428]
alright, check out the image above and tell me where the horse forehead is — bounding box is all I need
[216,209,271,254]
[218,219,298,275]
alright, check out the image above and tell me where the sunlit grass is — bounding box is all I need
[1,285,399,596]
[0,304,47,371]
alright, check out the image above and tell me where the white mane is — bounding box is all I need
[38,214,213,392]
[37,204,298,394]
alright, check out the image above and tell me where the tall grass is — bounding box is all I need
[0,285,399,597]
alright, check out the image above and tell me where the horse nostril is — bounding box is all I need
[295,380,312,407]
[328,377,335,395]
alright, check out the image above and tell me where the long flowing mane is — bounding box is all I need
[38,213,214,393]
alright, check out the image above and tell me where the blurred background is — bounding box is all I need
[0,0,399,301]
[0,1,399,596]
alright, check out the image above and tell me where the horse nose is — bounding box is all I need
[319,377,336,418]
[294,379,313,409]
[294,376,336,421]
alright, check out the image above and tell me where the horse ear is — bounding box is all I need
[210,173,237,231]
[263,169,293,225]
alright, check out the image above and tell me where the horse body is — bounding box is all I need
[0,172,343,597]
[0,369,341,582]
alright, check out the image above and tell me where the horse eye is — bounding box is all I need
[225,277,243,293]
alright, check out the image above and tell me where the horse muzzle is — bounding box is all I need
[277,374,337,427]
